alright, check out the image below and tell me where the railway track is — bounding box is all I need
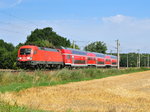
[0,69,20,72]
[0,68,62,73]
[0,69,42,73]
[0,67,128,73]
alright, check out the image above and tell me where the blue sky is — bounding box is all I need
[0,0,150,53]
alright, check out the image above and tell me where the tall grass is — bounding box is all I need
[0,68,150,112]
[0,101,47,112]
[0,67,149,93]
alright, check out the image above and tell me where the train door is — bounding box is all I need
[105,58,111,66]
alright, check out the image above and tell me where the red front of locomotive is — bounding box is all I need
[17,45,35,62]
[17,45,63,68]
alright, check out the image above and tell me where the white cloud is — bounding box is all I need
[12,0,23,6]
[101,15,150,53]
[102,14,135,24]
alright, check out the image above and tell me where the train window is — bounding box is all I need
[74,60,86,64]
[72,50,87,55]
[112,62,117,65]
[88,57,95,60]
[38,47,58,52]
[95,53,105,58]
[88,57,91,60]
[20,48,31,55]
[38,47,45,50]
[106,59,111,62]
[98,61,104,64]
[45,48,58,52]
[34,50,37,54]
[67,55,71,59]
[110,56,117,59]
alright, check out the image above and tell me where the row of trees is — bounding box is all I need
[120,53,150,67]
[24,27,107,53]
[0,27,149,69]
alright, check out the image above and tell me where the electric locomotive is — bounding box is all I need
[17,45,64,68]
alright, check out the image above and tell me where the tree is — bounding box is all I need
[25,27,71,47]
[119,53,150,67]
[84,41,107,53]
[70,43,80,50]
[0,39,16,69]
[0,39,14,51]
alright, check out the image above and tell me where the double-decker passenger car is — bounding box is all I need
[59,47,117,68]
[60,48,87,67]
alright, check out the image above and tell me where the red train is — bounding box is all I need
[17,45,117,68]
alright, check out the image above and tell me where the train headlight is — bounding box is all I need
[27,57,32,60]
[18,57,22,60]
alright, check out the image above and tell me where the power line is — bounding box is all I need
[0,28,27,35]
[0,11,42,37]
[0,20,32,30]
[0,11,40,35]
[0,10,39,28]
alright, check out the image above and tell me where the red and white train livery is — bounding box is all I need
[17,45,117,68]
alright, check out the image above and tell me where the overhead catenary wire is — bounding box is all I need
[0,10,39,28]
[0,20,34,30]
[0,10,41,37]
[0,28,27,35]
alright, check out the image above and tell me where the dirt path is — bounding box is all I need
[1,71,150,112]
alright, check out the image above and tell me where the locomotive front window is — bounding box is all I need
[20,48,31,55]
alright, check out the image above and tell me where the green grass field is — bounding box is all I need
[0,67,150,112]
[0,101,47,112]
[0,68,149,93]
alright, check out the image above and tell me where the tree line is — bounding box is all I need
[120,53,150,67]
[0,27,149,69]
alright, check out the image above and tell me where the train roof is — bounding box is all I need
[60,47,106,57]
[48,46,117,58]
[108,55,117,59]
